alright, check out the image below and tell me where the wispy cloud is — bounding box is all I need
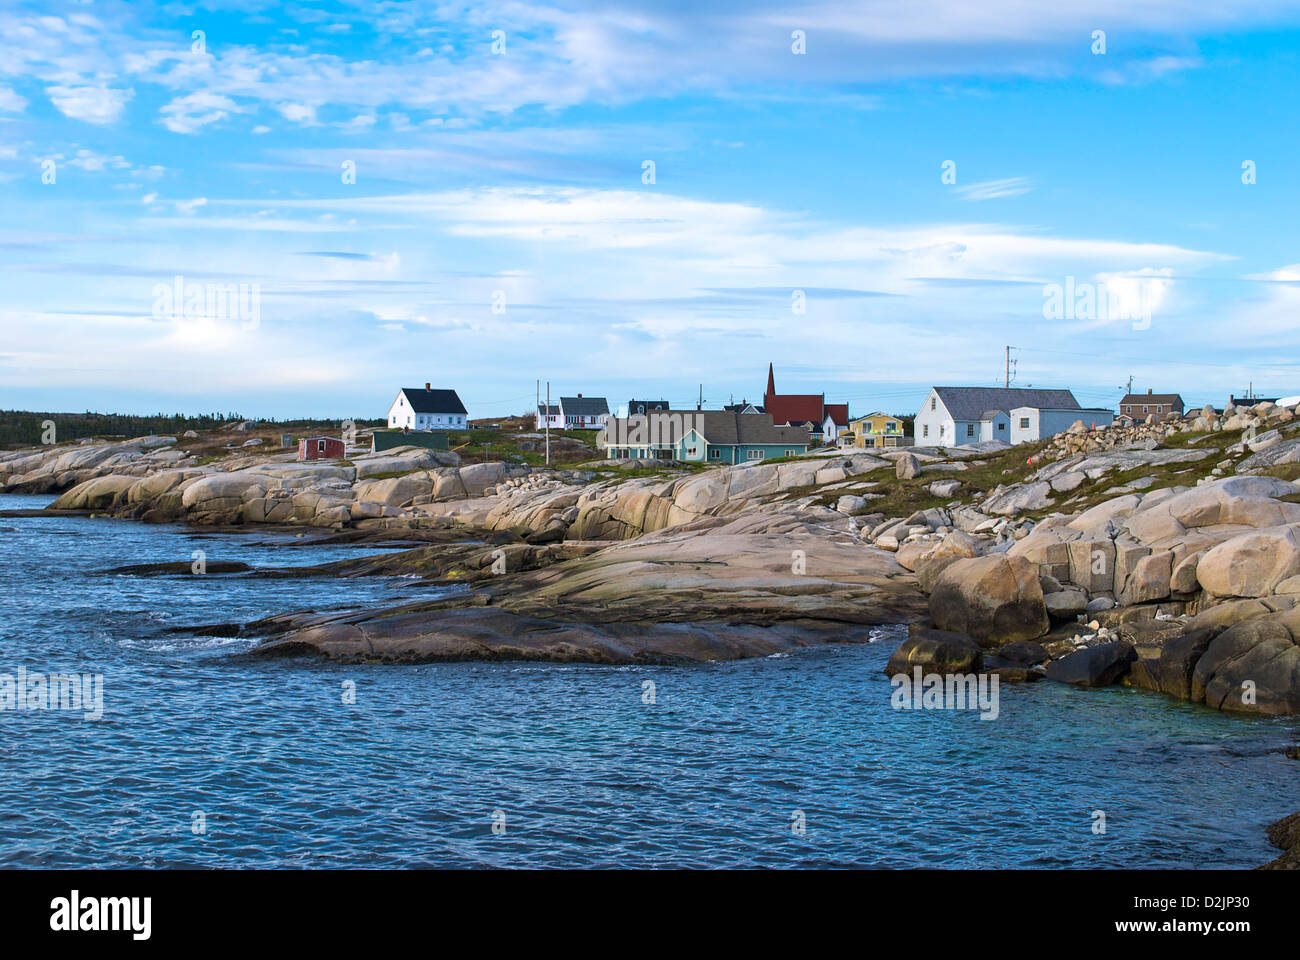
[954,177,1035,201]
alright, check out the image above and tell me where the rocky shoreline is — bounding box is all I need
[4,405,1300,721]
[7,411,1300,867]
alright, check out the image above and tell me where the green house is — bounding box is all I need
[598,410,809,464]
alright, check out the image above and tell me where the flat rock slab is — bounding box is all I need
[250,608,881,665]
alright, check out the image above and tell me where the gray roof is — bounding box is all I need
[559,396,609,417]
[932,387,1079,421]
[600,410,809,447]
[537,404,560,416]
[627,399,670,415]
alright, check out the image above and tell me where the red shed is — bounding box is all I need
[298,436,345,461]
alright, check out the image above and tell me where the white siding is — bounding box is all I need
[913,389,954,446]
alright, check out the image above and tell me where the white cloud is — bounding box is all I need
[66,148,130,171]
[0,86,27,112]
[277,102,319,125]
[46,84,132,124]
[160,91,241,134]
[175,197,208,214]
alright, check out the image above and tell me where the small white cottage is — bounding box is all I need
[387,383,469,431]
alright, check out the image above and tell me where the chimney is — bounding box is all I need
[425,382,431,390]
[577,393,582,398]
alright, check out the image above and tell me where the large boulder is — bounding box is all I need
[352,474,435,508]
[1191,619,1300,714]
[458,462,507,497]
[929,554,1050,646]
[1044,641,1137,687]
[915,530,981,592]
[983,481,1053,517]
[884,625,982,675]
[1121,551,1173,604]
[895,453,921,480]
[1044,588,1088,620]
[1146,627,1217,700]
[671,471,729,514]
[1196,525,1300,597]
[49,474,139,510]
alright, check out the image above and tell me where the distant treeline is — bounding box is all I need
[0,411,383,448]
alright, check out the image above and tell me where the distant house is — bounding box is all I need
[598,410,809,464]
[914,387,1114,445]
[299,436,345,460]
[1229,394,1279,408]
[536,394,610,430]
[723,400,763,414]
[845,413,907,449]
[762,364,849,442]
[388,383,468,431]
[1119,389,1184,422]
[626,399,671,417]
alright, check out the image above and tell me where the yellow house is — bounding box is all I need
[845,412,907,448]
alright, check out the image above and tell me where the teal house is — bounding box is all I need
[598,410,810,464]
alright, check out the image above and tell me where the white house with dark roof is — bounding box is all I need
[387,383,469,431]
[914,386,1113,445]
[536,395,610,430]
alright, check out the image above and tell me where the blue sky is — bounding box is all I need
[3,0,1300,420]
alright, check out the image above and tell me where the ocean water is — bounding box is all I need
[1,492,1297,868]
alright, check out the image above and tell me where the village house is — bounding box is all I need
[762,364,849,444]
[1118,389,1184,422]
[625,399,670,416]
[387,384,469,431]
[913,386,1114,445]
[536,394,610,430]
[843,412,908,449]
[597,410,809,464]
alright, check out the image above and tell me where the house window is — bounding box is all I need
[746,450,763,460]
[687,446,699,456]
[1143,406,1148,413]
[930,398,936,411]
[923,424,929,438]
[997,422,1005,430]
[966,424,974,437]
[317,440,326,453]
[1019,417,1030,429]
[785,449,796,457]
[709,449,721,460]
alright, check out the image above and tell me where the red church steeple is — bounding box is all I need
[765,362,775,402]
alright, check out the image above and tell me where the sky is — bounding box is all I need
[3,0,1300,420]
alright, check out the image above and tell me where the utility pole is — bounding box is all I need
[545,381,551,465]
[1126,375,1133,395]
[1005,346,1010,388]
[697,384,703,411]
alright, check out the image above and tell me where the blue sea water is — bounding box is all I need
[0,492,1297,868]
